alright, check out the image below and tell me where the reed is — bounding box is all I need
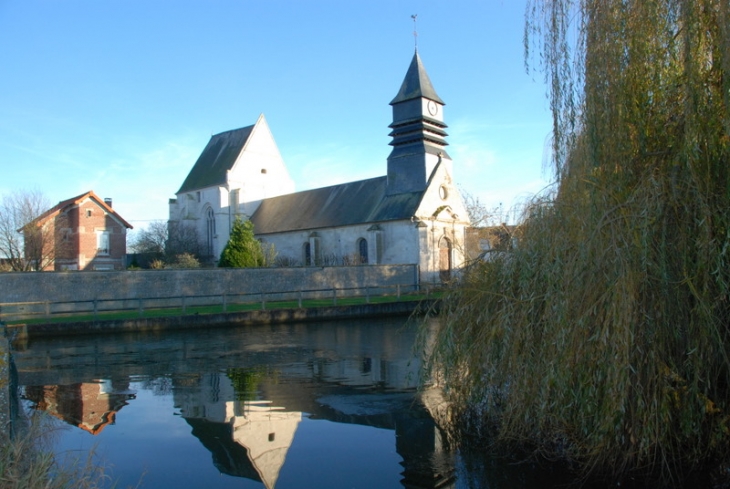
[0,413,117,489]
[423,0,730,483]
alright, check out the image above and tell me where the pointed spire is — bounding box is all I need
[390,51,444,105]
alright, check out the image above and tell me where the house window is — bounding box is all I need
[206,207,215,258]
[357,238,368,264]
[86,209,92,218]
[96,231,110,255]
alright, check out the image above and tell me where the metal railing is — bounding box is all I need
[0,283,438,323]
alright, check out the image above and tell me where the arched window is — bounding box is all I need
[357,238,368,264]
[303,242,311,266]
[439,237,452,282]
[206,207,215,258]
[307,232,321,266]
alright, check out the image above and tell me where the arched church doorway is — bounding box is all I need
[439,237,452,282]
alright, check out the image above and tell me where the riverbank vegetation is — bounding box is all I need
[1,413,115,488]
[425,0,730,484]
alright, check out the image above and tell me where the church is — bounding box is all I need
[168,51,470,283]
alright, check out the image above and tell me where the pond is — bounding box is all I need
[11,317,567,489]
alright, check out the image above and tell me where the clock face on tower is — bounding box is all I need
[427,100,438,116]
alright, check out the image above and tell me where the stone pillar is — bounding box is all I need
[0,323,11,441]
[0,323,20,441]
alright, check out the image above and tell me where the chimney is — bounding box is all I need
[104,198,113,208]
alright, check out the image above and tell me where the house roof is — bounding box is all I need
[29,190,133,230]
[250,176,425,235]
[390,51,444,105]
[177,124,255,194]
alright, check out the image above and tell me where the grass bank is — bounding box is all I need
[7,291,434,326]
[6,292,440,339]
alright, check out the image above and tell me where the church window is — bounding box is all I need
[357,238,368,264]
[86,209,92,218]
[206,207,215,258]
[308,233,322,265]
[303,242,311,266]
[367,225,383,264]
[439,185,448,200]
[196,191,201,202]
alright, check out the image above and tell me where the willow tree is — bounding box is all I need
[425,0,730,482]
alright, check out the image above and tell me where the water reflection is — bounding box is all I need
[14,318,457,489]
[24,380,136,435]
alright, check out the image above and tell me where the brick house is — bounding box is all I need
[27,190,132,271]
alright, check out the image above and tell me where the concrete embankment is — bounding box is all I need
[16,299,438,338]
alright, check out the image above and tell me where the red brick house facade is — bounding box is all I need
[28,190,132,271]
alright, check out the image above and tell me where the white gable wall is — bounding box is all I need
[413,162,470,282]
[227,114,295,218]
[169,115,296,264]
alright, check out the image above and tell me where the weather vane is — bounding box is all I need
[411,14,418,50]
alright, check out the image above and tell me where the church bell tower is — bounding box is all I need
[386,51,450,195]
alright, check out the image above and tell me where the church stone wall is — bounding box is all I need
[260,221,422,267]
[0,265,418,305]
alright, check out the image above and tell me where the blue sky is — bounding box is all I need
[0,1,553,232]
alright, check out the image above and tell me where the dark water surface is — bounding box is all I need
[13,318,565,489]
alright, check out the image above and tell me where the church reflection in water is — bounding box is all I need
[17,319,455,488]
[174,369,455,489]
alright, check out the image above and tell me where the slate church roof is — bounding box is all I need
[177,125,255,194]
[250,177,425,235]
[390,51,444,105]
[250,50,446,235]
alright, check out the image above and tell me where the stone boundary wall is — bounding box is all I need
[0,264,419,305]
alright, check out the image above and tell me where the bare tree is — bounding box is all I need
[0,189,63,271]
[459,188,503,227]
[166,221,204,262]
[129,220,168,257]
